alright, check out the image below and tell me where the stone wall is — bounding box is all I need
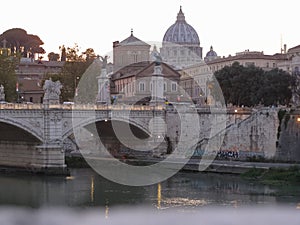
[276,109,300,161]
[220,109,279,159]
[165,107,292,161]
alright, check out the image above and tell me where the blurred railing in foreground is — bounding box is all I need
[0,207,299,225]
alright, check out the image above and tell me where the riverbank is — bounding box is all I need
[65,155,300,182]
[241,166,300,185]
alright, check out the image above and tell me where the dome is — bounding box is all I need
[163,7,200,45]
[206,46,217,57]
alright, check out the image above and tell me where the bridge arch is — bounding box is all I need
[62,117,151,142]
[0,118,43,142]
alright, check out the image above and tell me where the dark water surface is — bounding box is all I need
[0,168,299,209]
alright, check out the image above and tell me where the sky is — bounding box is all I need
[0,0,299,60]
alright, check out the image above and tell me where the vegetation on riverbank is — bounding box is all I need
[241,166,300,185]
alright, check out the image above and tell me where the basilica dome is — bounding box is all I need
[163,7,200,45]
[206,46,218,57]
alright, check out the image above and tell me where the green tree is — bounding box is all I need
[82,48,97,63]
[214,62,294,106]
[0,28,45,58]
[43,45,98,102]
[0,54,17,102]
[64,43,84,62]
[260,68,294,106]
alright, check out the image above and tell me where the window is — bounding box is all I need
[245,62,255,67]
[273,63,276,68]
[133,54,138,62]
[150,82,153,91]
[163,82,167,92]
[266,62,269,68]
[139,82,145,92]
[171,82,177,92]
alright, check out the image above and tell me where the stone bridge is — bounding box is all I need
[0,103,252,174]
[0,104,169,174]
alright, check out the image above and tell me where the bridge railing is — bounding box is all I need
[69,104,165,111]
[0,103,259,114]
[0,103,165,111]
[0,103,43,110]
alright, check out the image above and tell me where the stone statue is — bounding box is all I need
[43,78,62,104]
[154,53,162,66]
[100,55,109,69]
[0,84,5,101]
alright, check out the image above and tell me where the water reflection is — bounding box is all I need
[105,200,109,219]
[0,169,299,208]
[157,183,161,209]
[90,175,94,203]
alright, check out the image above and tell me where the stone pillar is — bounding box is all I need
[149,62,167,157]
[34,109,68,175]
[150,64,165,106]
[96,68,111,105]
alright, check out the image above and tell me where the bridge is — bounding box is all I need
[0,103,251,174]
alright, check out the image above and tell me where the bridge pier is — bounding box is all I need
[33,144,68,175]
[0,141,68,175]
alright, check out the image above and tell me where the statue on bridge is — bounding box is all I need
[0,84,5,101]
[43,78,62,104]
[99,55,109,69]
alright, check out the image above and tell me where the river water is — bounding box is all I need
[1,168,300,210]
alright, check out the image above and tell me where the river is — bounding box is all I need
[0,168,300,210]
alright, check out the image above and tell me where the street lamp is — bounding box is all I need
[74,76,80,97]
[16,82,20,103]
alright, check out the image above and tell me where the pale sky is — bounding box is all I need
[0,0,299,60]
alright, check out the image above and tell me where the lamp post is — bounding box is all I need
[74,76,79,97]
[16,82,19,103]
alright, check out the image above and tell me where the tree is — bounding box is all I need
[0,28,45,58]
[48,52,60,61]
[214,62,294,107]
[260,68,294,106]
[43,45,97,102]
[0,54,17,102]
[63,43,85,62]
[60,45,66,61]
[82,48,97,62]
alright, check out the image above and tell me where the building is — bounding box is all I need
[204,46,220,62]
[16,58,64,103]
[112,30,150,72]
[110,61,181,105]
[278,45,300,104]
[289,45,300,75]
[206,50,286,74]
[18,79,44,103]
[17,57,64,80]
[160,6,202,69]
[179,62,212,106]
